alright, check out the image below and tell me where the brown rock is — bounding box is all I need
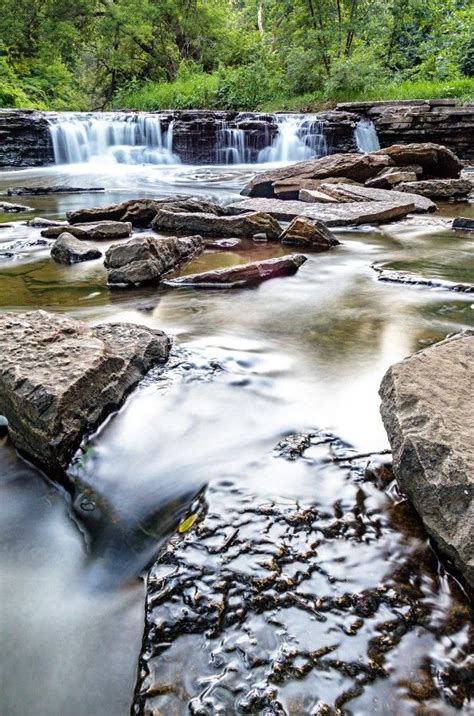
[151,210,282,239]
[105,235,203,286]
[373,143,462,178]
[298,188,339,203]
[165,254,307,288]
[396,179,473,200]
[0,310,171,474]
[242,153,395,198]
[42,221,132,241]
[279,216,339,249]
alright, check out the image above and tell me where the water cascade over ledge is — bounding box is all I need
[45,111,372,166]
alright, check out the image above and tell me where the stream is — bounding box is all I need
[0,161,473,715]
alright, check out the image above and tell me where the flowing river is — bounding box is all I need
[0,159,473,715]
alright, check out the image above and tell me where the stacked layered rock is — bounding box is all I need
[335,100,474,161]
[0,109,53,167]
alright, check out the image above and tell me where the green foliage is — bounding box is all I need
[0,0,472,111]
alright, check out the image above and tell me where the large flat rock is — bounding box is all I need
[42,220,132,241]
[316,182,436,213]
[0,311,171,474]
[380,331,474,588]
[228,198,415,225]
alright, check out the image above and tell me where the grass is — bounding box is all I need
[113,72,219,111]
[115,74,474,113]
[262,78,474,112]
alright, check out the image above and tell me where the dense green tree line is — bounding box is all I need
[0,0,472,110]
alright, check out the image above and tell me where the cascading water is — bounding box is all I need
[48,113,181,165]
[355,118,380,153]
[258,115,328,163]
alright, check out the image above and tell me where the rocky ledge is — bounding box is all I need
[335,99,474,161]
[0,311,171,474]
[0,109,53,167]
[380,331,474,589]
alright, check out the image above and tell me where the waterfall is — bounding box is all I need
[258,115,328,163]
[355,119,380,153]
[48,113,181,165]
[216,126,248,164]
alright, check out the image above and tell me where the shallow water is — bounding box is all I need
[0,163,473,715]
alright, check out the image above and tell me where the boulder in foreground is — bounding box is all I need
[42,220,132,241]
[0,311,171,474]
[279,216,339,249]
[380,331,474,588]
[105,235,202,286]
[151,209,282,239]
[51,233,102,264]
[165,254,307,288]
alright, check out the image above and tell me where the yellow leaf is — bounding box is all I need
[178,513,198,534]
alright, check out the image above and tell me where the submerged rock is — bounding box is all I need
[134,439,472,714]
[452,217,474,232]
[396,179,473,200]
[0,201,32,213]
[151,209,282,239]
[380,331,474,588]
[279,216,339,249]
[105,235,203,286]
[8,186,104,196]
[0,310,171,474]
[165,254,307,288]
[26,217,68,228]
[372,263,474,293]
[228,197,415,224]
[50,233,102,264]
[42,220,132,241]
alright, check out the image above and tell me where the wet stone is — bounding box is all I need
[133,433,472,715]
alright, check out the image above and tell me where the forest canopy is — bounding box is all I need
[1,0,473,111]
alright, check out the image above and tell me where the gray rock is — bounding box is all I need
[298,188,340,203]
[452,217,474,232]
[8,186,104,196]
[318,182,436,213]
[228,198,415,224]
[279,216,339,249]
[50,232,102,264]
[379,331,474,588]
[105,235,203,286]
[0,310,171,474]
[396,179,473,200]
[165,254,307,288]
[66,196,221,228]
[242,153,395,198]
[42,221,132,241]
[365,168,419,188]
[0,201,32,213]
[151,210,282,239]
[26,217,68,228]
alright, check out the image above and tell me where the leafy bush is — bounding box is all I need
[114,71,219,110]
[323,48,388,97]
[215,60,287,111]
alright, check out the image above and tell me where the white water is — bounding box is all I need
[48,112,378,167]
[258,115,328,163]
[49,113,181,165]
[355,118,380,153]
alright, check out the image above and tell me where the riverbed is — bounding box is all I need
[0,162,473,715]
